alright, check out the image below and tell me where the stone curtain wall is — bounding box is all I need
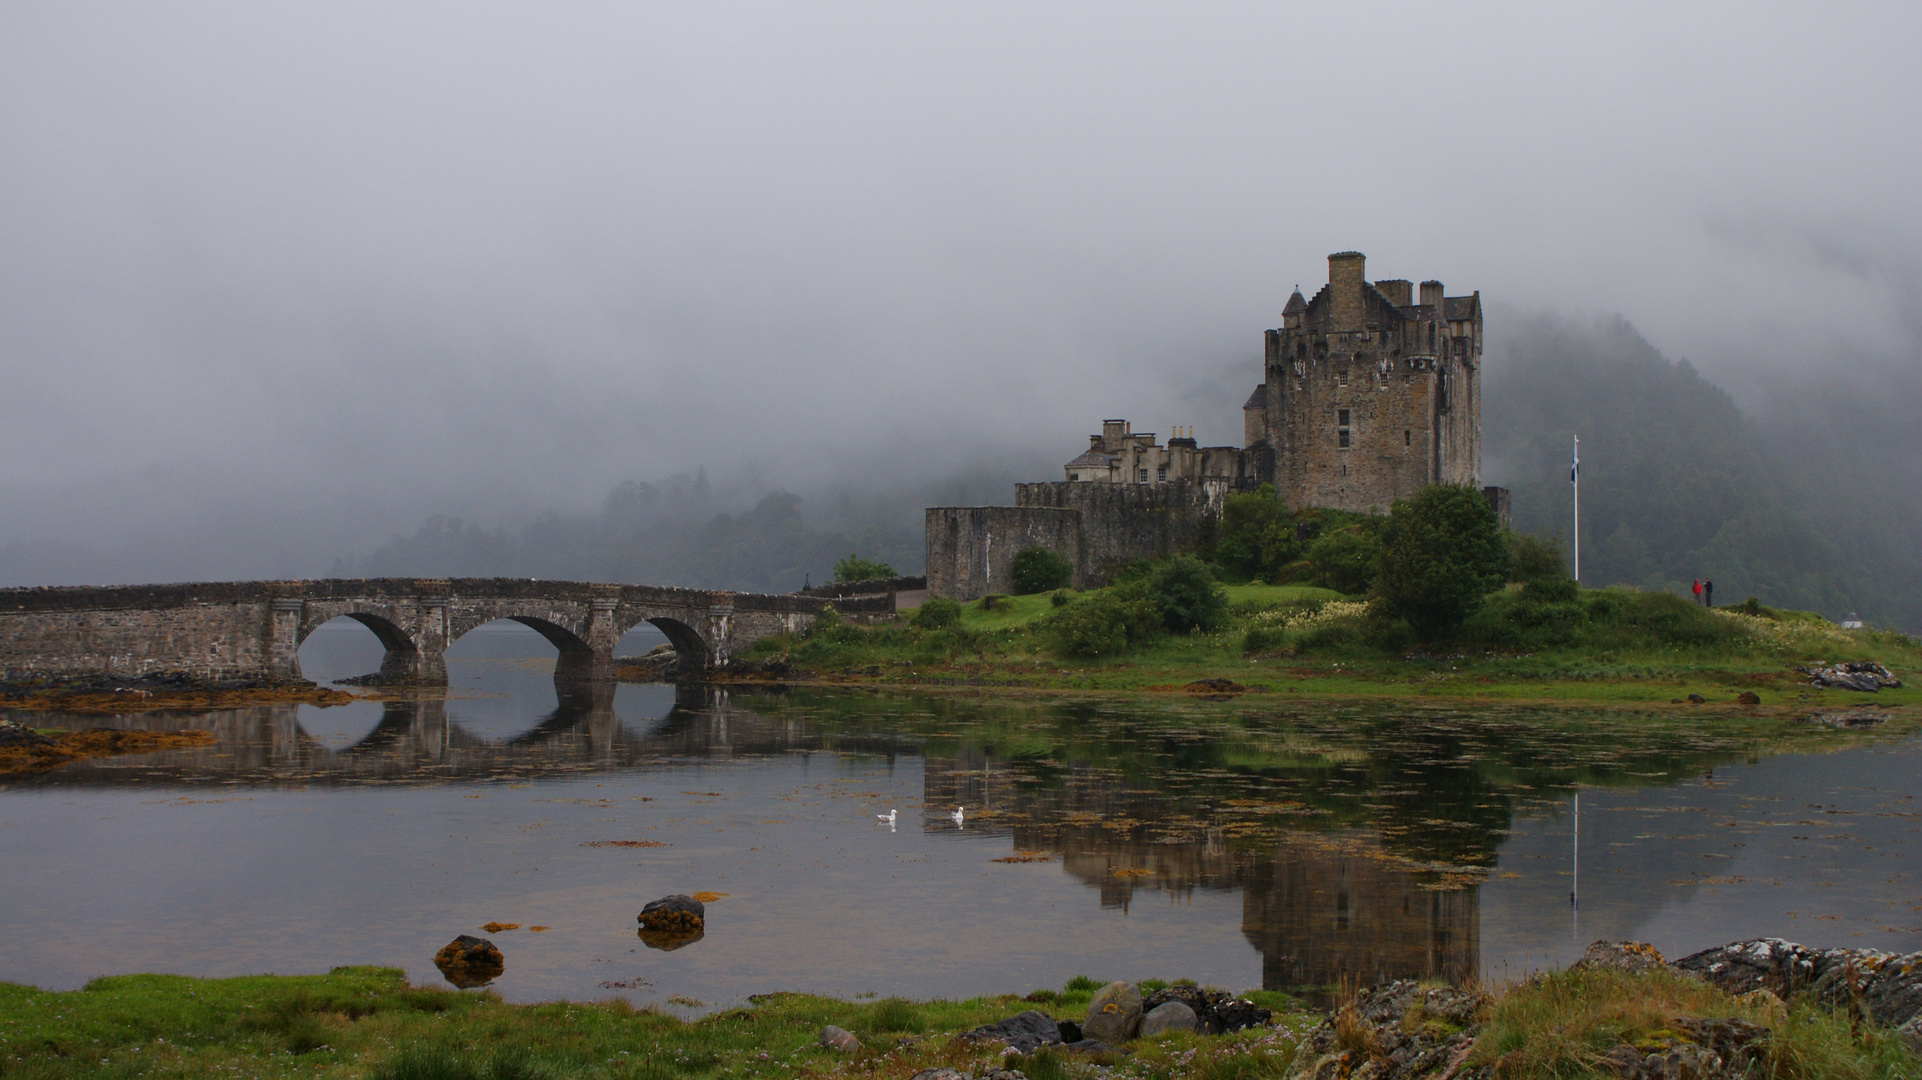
[1017,479,1229,587]
[0,579,826,683]
[925,507,1080,600]
[925,479,1232,599]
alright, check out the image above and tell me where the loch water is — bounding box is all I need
[2,621,1918,1011]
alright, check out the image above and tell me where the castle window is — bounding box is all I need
[1156,465,1167,482]
[1137,467,1149,483]
[1337,409,1351,449]
[1404,430,1410,447]
[1069,472,1079,482]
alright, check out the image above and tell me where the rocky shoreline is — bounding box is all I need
[0,672,358,714]
[0,717,217,772]
[812,937,1922,1080]
[1281,937,1922,1080]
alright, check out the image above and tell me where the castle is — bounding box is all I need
[927,252,1498,599]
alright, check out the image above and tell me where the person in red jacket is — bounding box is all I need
[1692,579,1703,605]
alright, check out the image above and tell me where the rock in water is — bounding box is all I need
[638,894,705,934]
[637,925,704,951]
[1082,981,1143,1044]
[1140,1001,1198,1037]
[432,935,504,989]
[818,1025,860,1052]
[0,720,55,748]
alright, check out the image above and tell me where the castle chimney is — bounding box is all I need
[1419,280,1444,308]
[1328,252,1366,330]
[1374,279,1413,307]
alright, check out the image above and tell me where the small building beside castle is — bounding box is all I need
[926,252,1499,599]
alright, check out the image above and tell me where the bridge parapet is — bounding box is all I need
[0,579,830,685]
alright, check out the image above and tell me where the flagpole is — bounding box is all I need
[1572,435,1581,584]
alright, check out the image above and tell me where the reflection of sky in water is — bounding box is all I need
[1483,741,1922,980]
[296,621,678,746]
[2,635,1918,1009]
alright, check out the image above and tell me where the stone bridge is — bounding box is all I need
[0,578,829,685]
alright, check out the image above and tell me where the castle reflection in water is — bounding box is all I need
[922,746,1478,996]
[15,686,1603,998]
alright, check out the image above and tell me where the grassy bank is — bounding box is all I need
[2,965,1913,1079]
[0,968,1304,1080]
[718,582,1921,708]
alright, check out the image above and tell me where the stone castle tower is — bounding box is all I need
[924,251,1496,599]
[1244,252,1482,513]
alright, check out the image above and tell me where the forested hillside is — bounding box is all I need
[1486,314,1919,631]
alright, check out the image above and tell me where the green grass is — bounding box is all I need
[1468,967,1918,1079]
[0,969,1312,1080]
[4,966,1914,1079]
[748,580,1922,708]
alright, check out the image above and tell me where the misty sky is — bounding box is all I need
[3,3,1918,580]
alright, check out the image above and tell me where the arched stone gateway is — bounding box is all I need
[0,578,826,685]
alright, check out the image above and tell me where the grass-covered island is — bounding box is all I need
[4,938,1918,1079]
[716,486,1918,709]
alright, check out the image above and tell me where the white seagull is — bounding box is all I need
[876,809,897,824]
[950,806,966,827]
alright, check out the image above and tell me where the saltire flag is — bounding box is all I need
[1571,439,1579,482]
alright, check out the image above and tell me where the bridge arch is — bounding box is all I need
[297,611,423,684]
[618,615,709,669]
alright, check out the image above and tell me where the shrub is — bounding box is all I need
[808,604,842,635]
[1146,556,1229,633]
[1305,528,1382,594]
[831,554,895,583]
[1045,591,1161,657]
[979,593,1009,611]
[1215,484,1298,579]
[1011,546,1074,594]
[1375,484,1512,637]
[1050,589,1074,607]
[1508,531,1568,584]
[911,597,962,630]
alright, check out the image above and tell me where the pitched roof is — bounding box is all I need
[1444,294,1481,321]
[1065,450,1118,469]
[1282,290,1307,316]
[1242,383,1268,409]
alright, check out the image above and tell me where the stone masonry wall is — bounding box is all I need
[1017,478,1230,587]
[924,507,1080,600]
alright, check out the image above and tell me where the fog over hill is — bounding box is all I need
[1,5,1917,630]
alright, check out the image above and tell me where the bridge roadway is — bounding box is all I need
[0,578,829,685]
